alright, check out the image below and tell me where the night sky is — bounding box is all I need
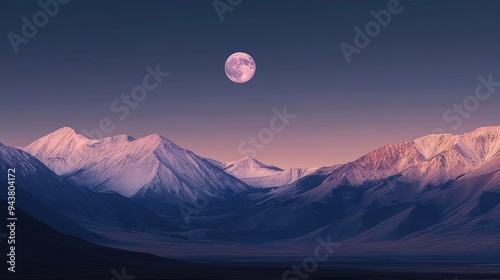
[1,0,500,168]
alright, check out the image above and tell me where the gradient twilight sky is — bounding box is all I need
[1,0,499,169]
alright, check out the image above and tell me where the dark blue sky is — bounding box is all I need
[1,0,499,168]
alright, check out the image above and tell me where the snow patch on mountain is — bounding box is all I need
[223,156,318,188]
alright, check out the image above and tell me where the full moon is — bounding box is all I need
[225,52,256,83]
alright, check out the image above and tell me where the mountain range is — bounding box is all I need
[0,142,178,243]
[23,127,249,201]
[1,126,499,257]
[219,127,500,243]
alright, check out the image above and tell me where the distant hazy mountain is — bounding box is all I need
[223,156,319,188]
[23,127,249,203]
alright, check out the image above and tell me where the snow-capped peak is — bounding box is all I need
[226,156,283,172]
[315,126,500,196]
[224,156,317,188]
[458,126,500,162]
[469,126,500,135]
[52,126,79,136]
[23,127,249,199]
[412,134,459,159]
[412,126,500,160]
[47,126,93,142]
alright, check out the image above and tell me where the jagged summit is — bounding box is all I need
[280,126,500,201]
[52,126,79,135]
[469,125,500,134]
[226,156,283,172]
[23,127,249,199]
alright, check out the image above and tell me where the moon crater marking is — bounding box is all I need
[225,52,256,83]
